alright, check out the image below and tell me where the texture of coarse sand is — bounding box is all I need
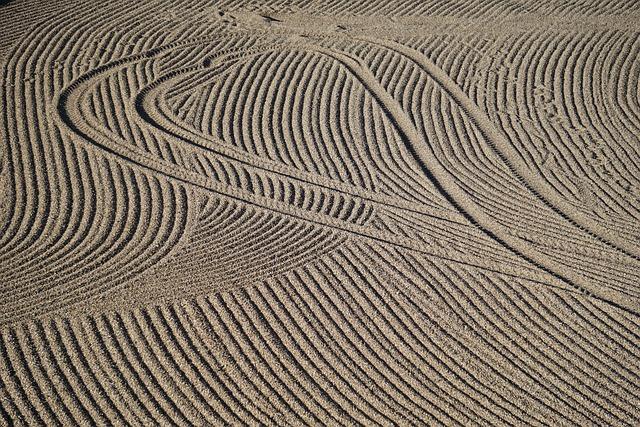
[1,0,639,425]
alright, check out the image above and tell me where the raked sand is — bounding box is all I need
[0,0,639,424]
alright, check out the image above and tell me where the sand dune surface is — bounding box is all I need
[1,0,639,425]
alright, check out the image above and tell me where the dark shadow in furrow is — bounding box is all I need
[154,306,245,424]
[373,40,640,255]
[318,256,502,425]
[56,37,637,317]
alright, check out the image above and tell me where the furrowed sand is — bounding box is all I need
[0,0,639,425]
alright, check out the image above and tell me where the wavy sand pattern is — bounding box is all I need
[1,0,639,425]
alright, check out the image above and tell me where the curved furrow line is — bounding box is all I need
[287,52,335,181]
[273,51,321,173]
[189,214,335,286]
[247,50,293,162]
[271,276,420,425]
[318,64,370,189]
[0,23,60,255]
[352,38,639,311]
[501,31,640,226]
[61,66,576,298]
[0,142,95,282]
[228,290,355,425]
[0,373,20,423]
[130,309,226,424]
[2,3,639,424]
[45,319,127,424]
[513,33,606,201]
[189,46,404,196]
[0,335,46,423]
[547,32,639,218]
[136,46,516,226]
[301,270,475,424]
[609,34,640,132]
[496,280,640,394]
[185,299,300,426]
[12,326,80,424]
[137,45,466,220]
[162,304,269,425]
[249,285,394,425]
[459,273,635,420]
[77,317,168,424]
[404,35,638,260]
[28,322,108,423]
[141,59,380,217]
[69,319,153,424]
[0,155,133,285]
[454,270,635,418]
[426,92,594,242]
[1,329,62,425]
[436,31,636,226]
[3,0,190,320]
[588,35,640,208]
[562,294,640,355]
[100,313,193,425]
[363,96,452,209]
[0,22,200,321]
[316,60,347,180]
[205,293,316,425]
[1,239,638,424]
[379,207,516,263]
[362,43,548,212]
[121,311,215,425]
[328,68,373,188]
[364,247,576,424]
[524,30,637,231]
[0,176,192,323]
[426,90,639,288]
[244,49,292,161]
[344,71,380,190]
[264,288,464,419]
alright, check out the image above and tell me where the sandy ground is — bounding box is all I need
[1,0,639,425]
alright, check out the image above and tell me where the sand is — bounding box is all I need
[0,0,639,424]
